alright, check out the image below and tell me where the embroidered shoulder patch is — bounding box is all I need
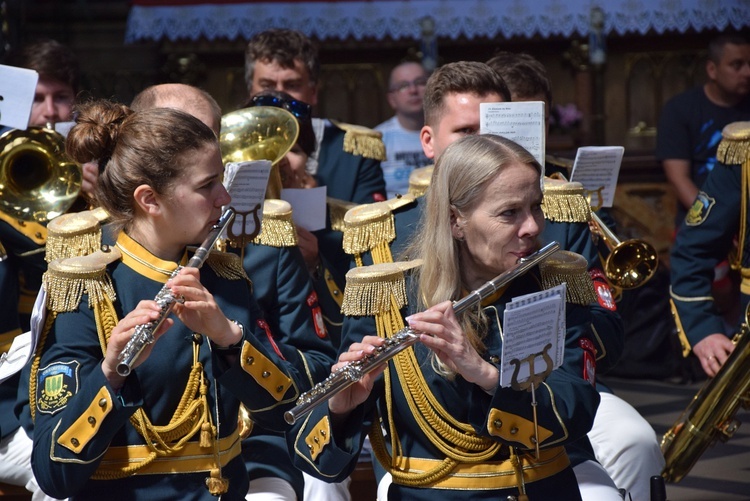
[685,191,715,226]
[37,360,80,415]
[589,268,616,311]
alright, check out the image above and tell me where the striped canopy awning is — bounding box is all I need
[125,0,749,43]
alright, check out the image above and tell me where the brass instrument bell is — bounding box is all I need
[0,127,82,223]
[220,106,299,200]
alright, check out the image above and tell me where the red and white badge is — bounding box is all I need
[579,337,597,386]
[589,268,616,311]
[306,291,328,339]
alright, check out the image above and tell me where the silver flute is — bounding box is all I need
[116,208,236,377]
[284,241,561,425]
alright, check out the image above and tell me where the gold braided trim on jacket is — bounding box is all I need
[367,294,501,487]
[717,122,750,272]
[89,297,227,493]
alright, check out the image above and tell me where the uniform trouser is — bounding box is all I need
[589,391,665,501]
[303,472,351,501]
[0,427,65,501]
[246,477,298,500]
[574,459,623,501]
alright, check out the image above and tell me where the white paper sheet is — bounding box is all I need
[500,283,566,388]
[569,146,625,208]
[281,186,327,232]
[479,101,546,168]
[0,64,39,130]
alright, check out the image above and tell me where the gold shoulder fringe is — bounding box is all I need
[45,210,103,262]
[343,201,395,255]
[327,197,359,232]
[330,120,387,161]
[542,178,592,223]
[539,250,596,305]
[408,165,434,197]
[717,121,750,165]
[43,248,121,312]
[342,260,422,316]
[252,199,297,247]
[206,251,250,282]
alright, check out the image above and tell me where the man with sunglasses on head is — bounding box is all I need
[244,28,387,345]
[375,61,432,198]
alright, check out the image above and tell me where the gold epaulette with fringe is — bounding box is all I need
[252,199,297,247]
[43,247,121,313]
[542,177,592,223]
[46,209,104,262]
[342,195,417,256]
[330,120,386,161]
[717,121,750,165]
[408,165,434,197]
[539,250,596,305]
[206,251,251,282]
[342,260,423,316]
[327,197,359,232]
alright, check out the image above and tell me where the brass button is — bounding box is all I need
[531,436,538,444]
[313,437,319,444]
[308,444,313,451]
[98,398,108,408]
[510,427,518,435]
[333,290,340,296]
[88,416,96,425]
[493,419,502,429]
[276,385,284,393]
[70,438,79,447]
[245,356,254,365]
[320,430,327,437]
[262,371,270,378]
[489,355,500,364]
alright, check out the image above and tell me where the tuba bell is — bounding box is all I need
[661,302,750,483]
[0,127,82,223]
[220,106,299,200]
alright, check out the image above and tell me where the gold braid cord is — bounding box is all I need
[716,123,750,271]
[28,311,58,423]
[83,285,226,492]
[540,182,592,223]
[366,293,500,486]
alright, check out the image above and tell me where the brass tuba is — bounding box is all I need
[0,127,82,223]
[661,303,750,483]
[220,106,299,200]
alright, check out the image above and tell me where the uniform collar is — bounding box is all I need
[115,231,188,283]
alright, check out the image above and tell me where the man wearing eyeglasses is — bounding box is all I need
[376,62,432,198]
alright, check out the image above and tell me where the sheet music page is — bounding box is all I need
[281,186,327,231]
[479,101,546,168]
[569,146,624,208]
[223,160,272,238]
[0,64,39,129]
[0,287,45,383]
[500,283,566,388]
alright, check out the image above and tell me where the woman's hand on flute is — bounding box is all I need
[103,299,174,389]
[408,301,499,393]
[169,268,242,348]
[328,335,387,416]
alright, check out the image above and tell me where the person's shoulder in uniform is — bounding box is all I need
[317,120,386,204]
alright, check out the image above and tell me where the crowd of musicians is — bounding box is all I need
[0,29,749,501]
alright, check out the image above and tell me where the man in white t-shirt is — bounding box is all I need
[376,62,432,198]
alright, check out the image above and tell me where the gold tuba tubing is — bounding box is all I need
[661,303,750,483]
[0,127,82,223]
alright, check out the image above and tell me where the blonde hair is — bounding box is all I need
[406,134,541,376]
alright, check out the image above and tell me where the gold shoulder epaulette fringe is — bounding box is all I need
[539,250,596,305]
[327,197,359,232]
[342,260,422,317]
[343,201,395,255]
[330,120,387,161]
[408,165,434,197]
[542,178,592,223]
[252,199,297,247]
[207,251,250,282]
[45,210,103,262]
[43,248,121,312]
[717,121,750,165]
